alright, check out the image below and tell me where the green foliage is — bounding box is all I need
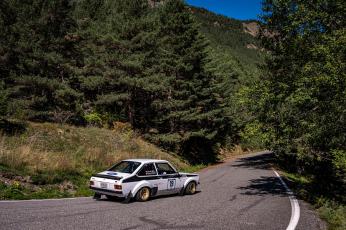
[282,171,345,230]
[318,200,346,230]
[190,6,267,151]
[249,0,346,199]
[0,81,8,117]
[240,121,270,150]
[138,0,225,163]
[190,6,265,82]
[0,0,258,164]
[84,112,103,127]
[332,149,346,188]
[1,0,83,123]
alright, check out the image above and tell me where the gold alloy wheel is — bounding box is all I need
[138,187,150,201]
[186,182,196,194]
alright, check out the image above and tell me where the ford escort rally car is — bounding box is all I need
[89,159,199,202]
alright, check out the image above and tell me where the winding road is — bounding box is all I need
[0,152,326,230]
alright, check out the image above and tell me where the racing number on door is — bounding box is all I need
[167,179,176,190]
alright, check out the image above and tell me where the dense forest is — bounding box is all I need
[254,0,345,202]
[0,0,345,203]
[0,0,256,164]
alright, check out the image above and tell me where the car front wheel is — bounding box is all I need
[135,187,150,202]
[185,181,197,195]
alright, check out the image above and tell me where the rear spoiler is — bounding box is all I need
[93,174,122,180]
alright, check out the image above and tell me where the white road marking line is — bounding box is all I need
[0,197,90,203]
[273,170,300,230]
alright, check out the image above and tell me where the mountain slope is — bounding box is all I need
[190,6,264,82]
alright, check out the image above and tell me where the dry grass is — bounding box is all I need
[0,122,192,199]
[0,144,75,173]
[0,122,189,177]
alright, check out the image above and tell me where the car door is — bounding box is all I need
[155,162,182,195]
[136,163,160,196]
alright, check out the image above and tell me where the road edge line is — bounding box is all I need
[273,170,300,230]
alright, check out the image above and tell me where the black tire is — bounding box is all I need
[135,187,150,202]
[184,181,197,195]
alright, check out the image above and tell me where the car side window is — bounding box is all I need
[137,163,157,176]
[156,163,176,175]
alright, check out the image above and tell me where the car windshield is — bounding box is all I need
[108,161,141,174]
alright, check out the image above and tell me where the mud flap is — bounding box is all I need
[123,191,133,203]
[179,186,185,196]
[151,187,158,197]
[93,193,101,200]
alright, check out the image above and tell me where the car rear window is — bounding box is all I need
[108,161,141,174]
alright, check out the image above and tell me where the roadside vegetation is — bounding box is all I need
[0,120,250,200]
[283,172,345,230]
[0,121,193,199]
[249,1,345,229]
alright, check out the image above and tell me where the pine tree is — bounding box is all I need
[146,0,224,163]
[3,0,83,122]
[75,0,161,127]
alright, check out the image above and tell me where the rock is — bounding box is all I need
[242,22,260,37]
[59,181,75,192]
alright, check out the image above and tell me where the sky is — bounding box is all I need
[185,0,263,21]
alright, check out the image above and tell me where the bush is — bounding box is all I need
[332,149,346,181]
[239,121,271,150]
[83,112,103,127]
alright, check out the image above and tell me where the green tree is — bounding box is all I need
[144,0,224,163]
[2,0,83,122]
[251,0,346,198]
[75,0,160,127]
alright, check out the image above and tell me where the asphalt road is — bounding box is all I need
[0,152,326,230]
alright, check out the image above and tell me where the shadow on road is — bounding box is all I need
[232,152,274,170]
[234,152,287,197]
[237,176,287,197]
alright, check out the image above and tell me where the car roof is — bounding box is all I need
[123,159,169,164]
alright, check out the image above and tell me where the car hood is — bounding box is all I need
[179,172,199,177]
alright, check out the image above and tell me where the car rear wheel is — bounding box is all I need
[185,181,197,195]
[135,187,150,202]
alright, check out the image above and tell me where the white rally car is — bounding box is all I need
[89,159,199,202]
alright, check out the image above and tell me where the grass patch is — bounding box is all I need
[318,200,346,230]
[183,164,207,173]
[0,122,196,200]
[282,172,345,230]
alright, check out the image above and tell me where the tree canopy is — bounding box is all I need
[248,0,345,199]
